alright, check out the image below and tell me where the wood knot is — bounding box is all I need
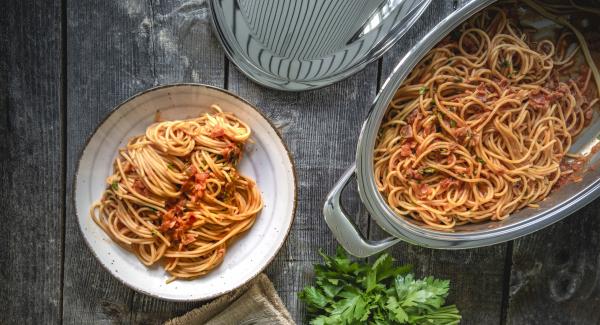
[552,250,571,266]
[100,300,129,322]
[549,270,580,302]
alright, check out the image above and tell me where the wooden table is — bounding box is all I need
[2,0,600,324]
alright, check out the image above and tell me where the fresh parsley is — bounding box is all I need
[421,167,437,175]
[419,87,428,95]
[299,248,461,325]
[450,120,457,128]
[476,157,485,164]
[111,181,119,191]
[450,30,461,41]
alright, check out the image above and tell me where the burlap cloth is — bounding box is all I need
[164,273,296,325]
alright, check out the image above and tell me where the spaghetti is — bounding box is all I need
[91,105,262,281]
[374,5,598,230]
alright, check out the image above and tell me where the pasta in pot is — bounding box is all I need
[374,5,598,230]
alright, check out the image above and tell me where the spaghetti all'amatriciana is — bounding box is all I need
[374,5,599,230]
[91,106,262,282]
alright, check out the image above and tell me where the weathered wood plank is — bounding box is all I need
[370,1,508,324]
[64,0,224,323]
[227,61,379,322]
[506,199,600,325]
[0,1,63,324]
[63,0,600,324]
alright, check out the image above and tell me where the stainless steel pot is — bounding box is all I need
[324,0,600,257]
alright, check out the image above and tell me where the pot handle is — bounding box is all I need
[323,164,400,257]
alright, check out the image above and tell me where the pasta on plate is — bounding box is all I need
[91,105,262,282]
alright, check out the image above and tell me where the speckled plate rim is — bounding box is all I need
[73,83,297,301]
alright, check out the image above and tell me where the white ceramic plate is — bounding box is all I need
[75,84,296,301]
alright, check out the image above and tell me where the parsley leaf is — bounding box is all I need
[299,286,328,310]
[299,248,461,324]
[111,181,118,191]
[450,120,457,128]
[450,29,461,41]
[420,167,436,175]
[419,86,428,95]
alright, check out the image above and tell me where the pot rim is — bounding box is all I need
[354,0,600,249]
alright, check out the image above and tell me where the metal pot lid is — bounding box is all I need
[209,0,432,91]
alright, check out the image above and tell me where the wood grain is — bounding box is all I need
[63,0,224,323]
[506,199,600,325]
[6,0,592,323]
[227,59,379,322]
[0,1,63,324]
[370,1,508,324]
